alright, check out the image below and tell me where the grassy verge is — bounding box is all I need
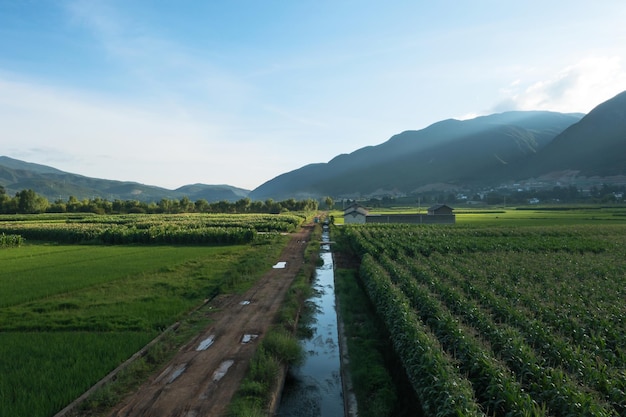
[226,327,305,417]
[334,268,397,417]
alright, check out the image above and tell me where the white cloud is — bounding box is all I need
[0,72,348,190]
[496,56,626,114]
[0,75,267,189]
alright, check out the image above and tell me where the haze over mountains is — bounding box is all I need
[2,91,625,203]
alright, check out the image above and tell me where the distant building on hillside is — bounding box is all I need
[343,203,455,224]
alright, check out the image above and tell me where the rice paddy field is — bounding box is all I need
[0,213,300,417]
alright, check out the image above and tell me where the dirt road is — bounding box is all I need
[107,225,314,417]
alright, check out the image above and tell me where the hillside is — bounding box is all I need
[250,111,584,200]
[0,156,249,203]
[522,90,626,178]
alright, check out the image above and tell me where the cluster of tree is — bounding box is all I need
[0,186,319,215]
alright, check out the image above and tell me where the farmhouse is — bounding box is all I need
[343,203,455,224]
[428,204,455,216]
[343,203,369,224]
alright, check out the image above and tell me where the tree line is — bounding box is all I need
[0,186,319,215]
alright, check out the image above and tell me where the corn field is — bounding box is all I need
[341,224,626,417]
[0,233,23,248]
[0,213,304,245]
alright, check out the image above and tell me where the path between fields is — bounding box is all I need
[107,225,314,417]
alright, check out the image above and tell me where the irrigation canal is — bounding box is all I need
[277,223,345,417]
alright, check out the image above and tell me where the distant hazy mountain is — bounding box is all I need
[0,156,249,202]
[250,111,585,200]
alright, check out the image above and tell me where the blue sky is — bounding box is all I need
[1,1,626,190]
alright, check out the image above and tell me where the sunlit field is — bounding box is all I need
[333,205,626,226]
[456,206,626,226]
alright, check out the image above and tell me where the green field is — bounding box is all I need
[332,204,626,226]
[0,213,299,417]
[456,206,626,226]
[339,222,626,417]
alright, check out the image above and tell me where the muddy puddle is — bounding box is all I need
[212,360,234,382]
[277,225,344,417]
[167,364,187,384]
[196,335,215,351]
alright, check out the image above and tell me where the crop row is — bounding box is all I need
[345,224,616,257]
[0,233,23,248]
[0,213,303,245]
[341,224,626,416]
[0,223,255,245]
[67,212,304,231]
[359,254,486,417]
[373,253,543,417]
[401,254,619,416]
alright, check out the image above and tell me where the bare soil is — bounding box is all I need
[106,224,314,417]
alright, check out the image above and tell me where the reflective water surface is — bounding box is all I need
[277,226,344,417]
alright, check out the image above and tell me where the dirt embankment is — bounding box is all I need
[101,225,314,417]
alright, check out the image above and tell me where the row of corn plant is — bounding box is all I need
[346,223,613,256]
[0,222,256,245]
[359,254,486,417]
[450,251,626,368]
[431,254,626,415]
[0,222,257,245]
[0,213,305,245]
[375,253,546,417]
[0,232,23,248]
[407,254,621,416]
[440,255,625,414]
[71,213,304,232]
[340,224,626,416]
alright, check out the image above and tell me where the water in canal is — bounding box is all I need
[277,225,344,417]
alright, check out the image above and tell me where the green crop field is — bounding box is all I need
[0,213,300,417]
[339,222,626,417]
[456,206,626,226]
[333,204,626,226]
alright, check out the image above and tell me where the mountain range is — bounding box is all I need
[0,156,248,203]
[250,90,626,200]
[2,90,626,202]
